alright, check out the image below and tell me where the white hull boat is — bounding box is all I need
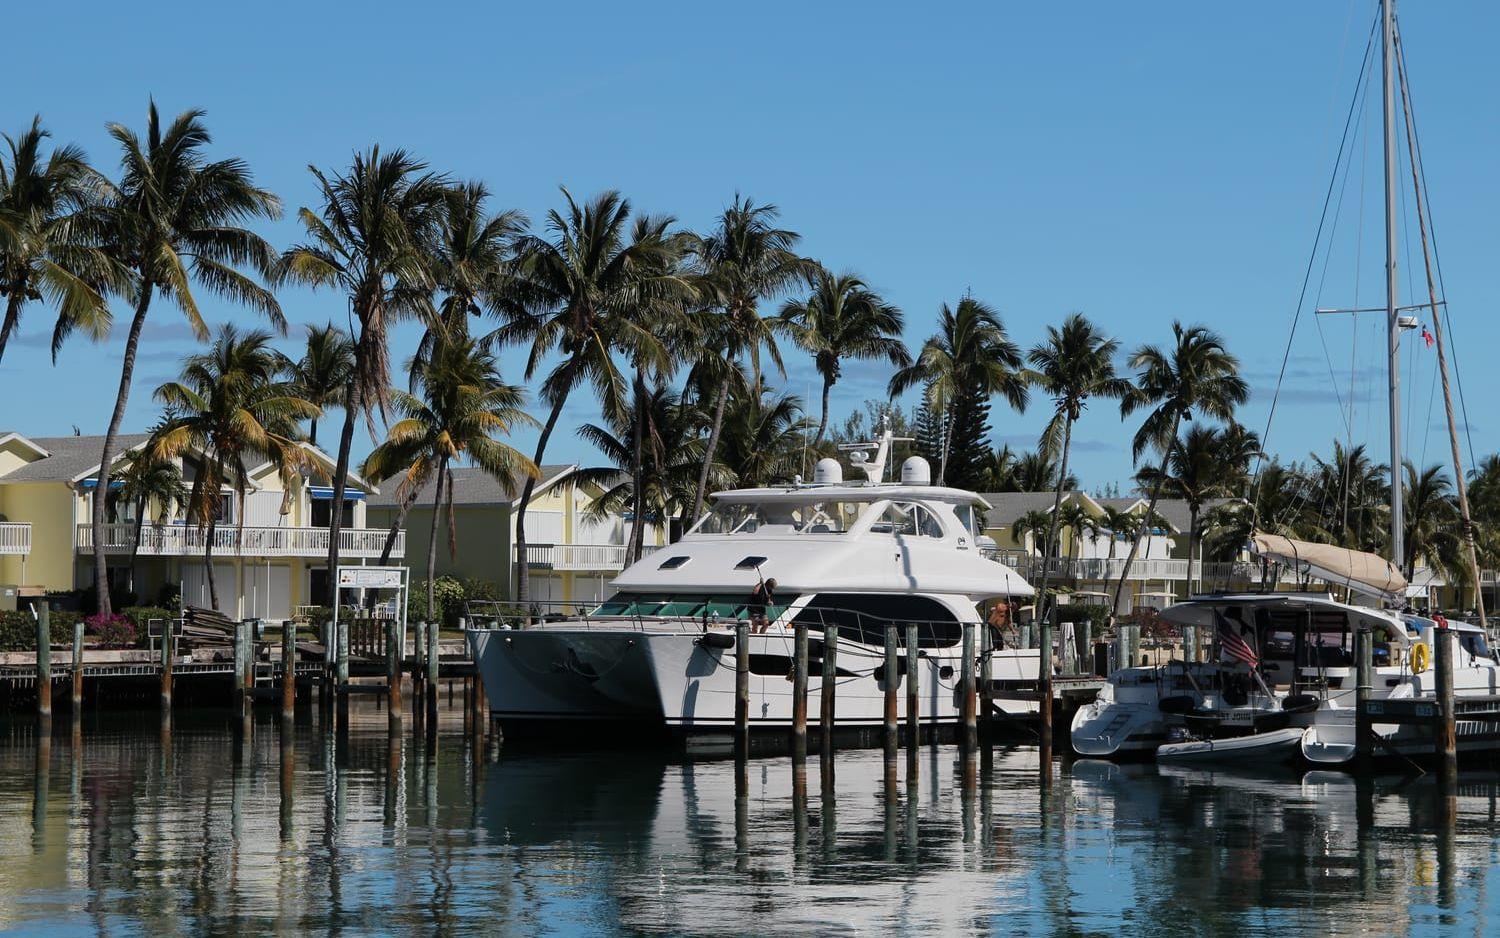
[1156,727,1307,766]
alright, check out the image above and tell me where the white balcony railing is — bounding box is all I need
[525,543,659,571]
[77,523,403,560]
[0,522,30,555]
[988,551,1299,585]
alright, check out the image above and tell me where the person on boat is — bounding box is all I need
[749,578,778,633]
[987,600,1011,648]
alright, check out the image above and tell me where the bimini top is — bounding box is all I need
[1161,592,1409,642]
[1251,532,1407,603]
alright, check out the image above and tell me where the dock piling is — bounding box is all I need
[233,620,248,718]
[1355,627,1373,773]
[960,622,977,752]
[905,622,919,747]
[883,624,899,756]
[36,605,51,719]
[336,619,350,729]
[820,624,837,758]
[413,619,427,720]
[281,619,296,723]
[1435,623,1457,780]
[792,622,809,759]
[979,620,993,738]
[71,618,84,712]
[425,620,439,724]
[160,617,173,712]
[1039,615,1053,780]
[387,620,402,728]
[734,620,750,759]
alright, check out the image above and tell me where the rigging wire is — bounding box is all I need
[1251,11,1380,521]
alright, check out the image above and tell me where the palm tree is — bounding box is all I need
[497,189,685,604]
[152,325,314,610]
[779,269,909,446]
[888,297,1029,485]
[279,147,447,605]
[1112,322,1247,616]
[89,103,284,617]
[1012,509,1052,557]
[414,181,527,373]
[283,323,354,447]
[362,335,538,619]
[980,443,1020,491]
[685,196,816,522]
[1308,440,1388,552]
[716,388,811,488]
[0,116,119,365]
[1012,449,1076,493]
[1402,461,1460,583]
[575,387,719,541]
[1097,504,1138,604]
[1135,424,1257,594]
[1028,314,1128,619]
[113,434,188,597]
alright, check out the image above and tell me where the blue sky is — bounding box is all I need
[2,0,1497,491]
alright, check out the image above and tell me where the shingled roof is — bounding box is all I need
[0,433,151,482]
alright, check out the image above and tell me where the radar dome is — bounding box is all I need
[900,456,931,485]
[813,457,843,484]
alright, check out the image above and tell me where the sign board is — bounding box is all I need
[337,567,405,589]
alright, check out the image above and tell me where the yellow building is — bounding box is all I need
[0,431,402,617]
[367,464,663,609]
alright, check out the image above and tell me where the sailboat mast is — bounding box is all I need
[1382,0,1405,568]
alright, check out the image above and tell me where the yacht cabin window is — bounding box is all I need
[593,592,796,621]
[694,500,864,535]
[869,502,944,538]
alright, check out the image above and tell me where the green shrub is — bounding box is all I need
[406,576,504,626]
[0,609,83,651]
[121,606,178,631]
[1055,602,1111,626]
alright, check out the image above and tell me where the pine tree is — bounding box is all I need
[945,383,992,491]
[913,379,946,467]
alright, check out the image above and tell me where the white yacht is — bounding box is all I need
[467,432,1039,738]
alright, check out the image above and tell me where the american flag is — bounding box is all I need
[1216,612,1259,667]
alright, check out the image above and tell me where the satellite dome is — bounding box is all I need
[813,457,843,484]
[900,456,932,485]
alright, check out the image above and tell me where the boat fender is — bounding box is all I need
[697,632,735,650]
[1158,695,1196,715]
[1281,693,1320,714]
[1410,641,1431,674]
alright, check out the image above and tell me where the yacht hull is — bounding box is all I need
[470,626,1041,734]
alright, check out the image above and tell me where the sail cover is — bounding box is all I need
[1251,533,1407,602]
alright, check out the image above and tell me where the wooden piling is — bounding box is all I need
[387,620,402,726]
[1355,627,1373,773]
[71,618,84,712]
[792,622,809,759]
[905,622,919,747]
[1038,616,1053,780]
[1077,621,1091,675]
[425,620,439,723]
[820,624,837,758]
[413,619,427,717]
[883,624,899,756]
[160,616,173,712]
[281,619,296,723]
[734,620,750,759]
[36,604,51,719]
[233,620,248,717]
[336,619,350,729]
[1435,624,1457,779]
[979,619,994,738]
[960,622,978,752]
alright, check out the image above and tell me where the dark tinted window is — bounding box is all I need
[793,593,962,648]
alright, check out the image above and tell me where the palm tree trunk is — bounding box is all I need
[0,290,24,368]
[129,497,146,597]
[516,383,574,607]
[1112,415,1181,618]
[688,372,731,526]
[426,459,445,621]
[91,282,154,617]
[324,375,362,608]
[814,374,833,448]
[938,403,956,486]
[1034,417,1074,625]
[308,418,318,449]
[377,483,422,567]
[629,367,647,565]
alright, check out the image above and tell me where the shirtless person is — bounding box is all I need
[749,577,778,633]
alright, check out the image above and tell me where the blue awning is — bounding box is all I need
[78,479,124,490]
[310,486,365,501]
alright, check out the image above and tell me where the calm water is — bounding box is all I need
[1,706,1498,936]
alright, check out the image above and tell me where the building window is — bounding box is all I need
[311,499,355,529]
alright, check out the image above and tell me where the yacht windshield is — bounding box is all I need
[693,501,865,534]
[592,591,797,621]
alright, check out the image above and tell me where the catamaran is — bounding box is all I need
[467,430,1040,738]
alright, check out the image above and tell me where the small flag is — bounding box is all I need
[1216,612,1259,667]
[1422,326,1434,348]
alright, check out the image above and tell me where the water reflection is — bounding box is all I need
[0,705,1498,934]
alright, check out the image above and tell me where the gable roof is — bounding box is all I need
[0,433,151,483]
[367,464,575,508]
[978,491,1101,530]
